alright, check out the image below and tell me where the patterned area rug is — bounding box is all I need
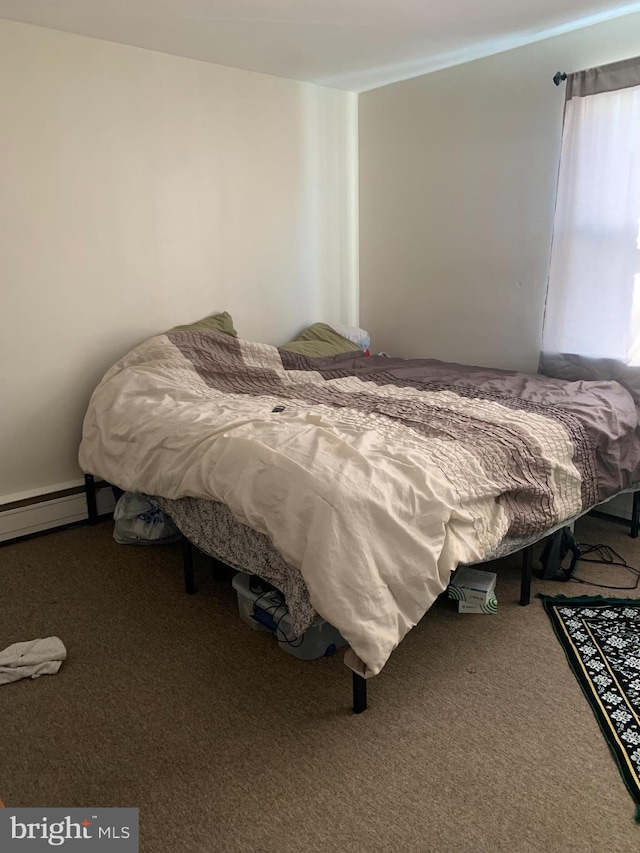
[541,595,640,822]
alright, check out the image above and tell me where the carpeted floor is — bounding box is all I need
[1,515,639,852]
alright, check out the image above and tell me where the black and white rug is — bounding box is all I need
[541,595,640,823]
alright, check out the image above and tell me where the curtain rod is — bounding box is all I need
[553,71,567,86]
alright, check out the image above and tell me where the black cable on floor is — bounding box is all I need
[568,543,640,591]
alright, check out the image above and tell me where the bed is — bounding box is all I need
[80,326,640,711]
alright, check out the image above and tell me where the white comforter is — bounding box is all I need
[80,331,598,676]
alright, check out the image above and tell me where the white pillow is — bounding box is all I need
[330,324,371,351]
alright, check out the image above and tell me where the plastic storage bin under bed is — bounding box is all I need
[231,572,346,660]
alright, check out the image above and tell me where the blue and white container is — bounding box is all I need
[231,572,346,660]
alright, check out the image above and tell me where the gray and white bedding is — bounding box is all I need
[79,330,640,676]
[150,493,565,638]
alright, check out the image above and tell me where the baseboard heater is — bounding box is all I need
[0,480,115,543]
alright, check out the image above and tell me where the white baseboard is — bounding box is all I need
[0,479,85,506]
[0,486,115,543]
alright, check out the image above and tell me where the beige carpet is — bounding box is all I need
[1,515,639,852]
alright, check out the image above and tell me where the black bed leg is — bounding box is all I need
[520,546,532,607]
[210,556,226,581]
[85,474,98,525]
[352,672,367,714]
[182,536,196,595]
[632,492,640,539]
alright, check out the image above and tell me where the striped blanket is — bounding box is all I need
[79,331,640,676]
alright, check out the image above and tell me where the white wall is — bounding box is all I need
[359,13,640,371]
[0,19,358,501]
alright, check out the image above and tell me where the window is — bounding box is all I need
[542,59,640,365]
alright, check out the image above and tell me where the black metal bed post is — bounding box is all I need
[352,672,368,714]
[632,492,640,539]
[520,546,533,606]
[210,556,227,582]
[84,474,98,525]
[182,536,196,595]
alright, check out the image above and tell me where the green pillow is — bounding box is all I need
[280,323,360,358]
[170,311,237,336]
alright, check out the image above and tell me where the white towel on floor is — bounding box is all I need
[0,637,67,685]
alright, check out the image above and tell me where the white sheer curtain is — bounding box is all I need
[542,83,640,363]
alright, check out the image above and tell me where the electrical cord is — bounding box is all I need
[250,588,305,647]
[567,543,640,591]
[273,610,305,648]
[251,589,283,611]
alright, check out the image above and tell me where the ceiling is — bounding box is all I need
[1,0,640,91]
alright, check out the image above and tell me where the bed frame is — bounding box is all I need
[84,474,640,715]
